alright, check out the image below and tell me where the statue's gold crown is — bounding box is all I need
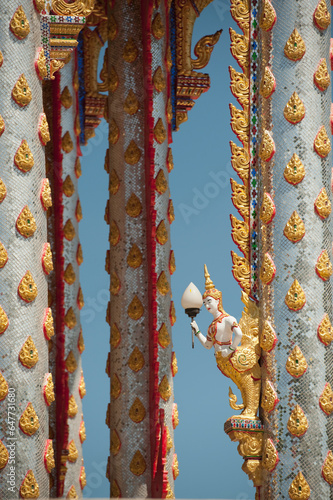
[204,264,215,290]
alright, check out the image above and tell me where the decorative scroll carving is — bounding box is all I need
[229,67,249,110]
[230,179,249,220]
[231,252,250,294]
[230,215,249,259]
[230,28,249,76]
[230,141,249,183]
[229,104,249,147]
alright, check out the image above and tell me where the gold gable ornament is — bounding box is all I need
[317,313,333,346]
[259,66,276,98]
[130,450,146,476]
[10,6,30,40]
[0,440,9,470]
[283,92,305,124]
[287,405,308,437]
[129,398,146,423]
[283,211,305,243]
[288,472,310,500]
[316,250,332,281]
[43,373,55,406]
[313,0,331,30]
[314,126,331,158]
[285,280,306,311]
[12,74,32,107]
[40,178,52,210]
[284,154,305,185]
[14,140,34,173]
[314,188,331,219]
[20,470,39,499]
[319,382,333,415]
[19,403,40,436]
[286,346,308,378]
[322,450,333,485]
[314,58,330,91]
[284,29,306,61]
[19,336,38,369]
[18,271,38,303]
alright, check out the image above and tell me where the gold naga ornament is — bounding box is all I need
[66,485,78,498]
[124,89,139,115]
[286,346,308,378]
[38,113,50,145]
[158,323,171,348]
[259,66,276,98]
[123,38,138,63]
[19,336,38,369]
[0,372,8,401]
[284,153,305,185]
[260,320,277,352]
[64,263,76,285]
[0,440,9,470]
[62,175,75,197]
[169,250,176,275]
[35,48,47,80]
[79,373,86,399]
[65,351,77,373]
[155,169,168,194]
[259,0,276,31]
[111,429,121,455]
[157,271,170,296]
[284,29,306,61]
[20,470,39,499]
[0,305,9,335]
[42,243,54,275]
[62,131,74,153]
[129,397,146,423]
[313,0,331,30]
[60,86,73,109]
[261,379,279,412]
[40,178,52,210]
[14,140,34,172]
[229,66,249,109]
[0,242,8,269]
[67,440,78,463]
[316,250,332,281]
[283,92,305,124]
[317,313,333,346]
[130,450,146,476]
[80,466,87,490]
[16,206,36,238]
[124,140,141,165]
[152,13,165,39]
[319,382,333,415]
[173,454,179,480]
[10,6,30,40]
[159,375,171,401]
[19,403,40,436]
[110,323,121,348]
[78,328,85,354]
[262,438,279,472]
[287,404,308,437]
[314,58,330,91]
[43,373,55,406]
[283,211,305,243]
[322,450,333,485]
[79,420,86,444]
[127,244,143,269]
[44,440,55,473]
[0,178,6,203]
[128,347,145,372]
[64,219,76,241]
[126,193,142,217]
[12,74,32,107]
[288,472,310,500]
[128,295,144,320]
[230,179,249,220]
[18,271,38,303]
[259,130,275,161]
[285,280,306,311]
[111,373,121,399]
[0,114,5,137]
[260,193,276,224]
[314,187,331,219]
[43,308,54,340]
[68,395,78,418]
[259,253,276,285]
[153,66,166,92]
[314,126,331,157]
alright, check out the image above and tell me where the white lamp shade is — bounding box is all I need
[181,282,203,309]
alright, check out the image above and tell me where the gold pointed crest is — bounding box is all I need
[283,92,305,124]
[314,188,331,219]
[109,168,120,195]
[111,429,121,455]
[259,0,276,31]
[18,271,38,303]
[19,403,40,436]
[110,272,121,296]
[314,126,331,158]
[159,375,171,401]
[20,470,39,499]
[260,320,277,352]
[40,178,52,210]
[110,220,120,247]
[128,347,145,372]
[259,130,275,161]
[14,140,34,172]
[19,336,38,368]
[129,397,146,423]
[173,454,179,480]
[314,58,330,91]
[260,193,276,224]
[170,301,176,326]
[319,382,333,415]
[172,352,178,377]
[0,372,8,401]
[316,250,332,281]
[10,6,30,39]
[259,66,276,98]
[285,280,306,311]
[78,329,85,353]
[322,450,333,485]
[318,314,333,346]
[43,373,55,406]
[16,206,36,238]
[229,67,249,109]
[111,479,121,497]
[287,405,308,437]
[284,154,305,185]
[0,440,9,469]
[0,242,8,269]
[261,380,279,412]
[286,346,307,378]
[283,211,305,243]
[314,0,331,30]
[284,29,306,61]
[0,179,6,203]
[68,440,78,463]
[12,74,32,107]
[0,305,9,335]
[262,438,279,472]
[288,472,310,500]
[169,250,176,275]
[259,253,276,285]
[130,450,146,476]
[68,395,78,418]
[230,179,249,220]
[230,28,249,76]
[128,295,144,320]
[43,308,54,340]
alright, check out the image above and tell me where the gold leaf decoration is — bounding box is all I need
[63,175,75,197]
[38,113,50,145]
[158,323,171,348]
[259,130,275,161]
[42,243,53,275]
[109,168,120,194]
[0,372,8,401]
[68,440,78,463]
[152,13,165,39]
[43,308,54,340]
[10,6,30,40]
[68,395,78,418]
[77,287,84,310]
[60,86,73,108]
[259,66,276,98]
[110,220,120,246]
[283,211,305,243]
[43,373,55,406]
[283,92,305,124]
[288,472,310,500]
[153,66,166,92]
[35,47,47,80]
[229,66,249,109]
[62,131,73,153]
[0,242,8,269]
[313,0,331,30]
[0,440,9,470]
[64,219,76,241]
[314,126,331,158]
[125,140,141,165]
[128,347,145,372]
[157,271,170,296]
[322,450,333,485]
[127,244,142,269]
[259,253,276,285]
[261,379,279,412]
[159,375,171,401]
[167,148,174,172]
[316,249,332,281]
[129,398,146,423]
[66,485,78,498]
[259,0,276,31]
[65,351,77,373]
[154,118,167,144]
[109,119,119,145]
[229,28,249,75]
[111,430,121,455]
[314,58,330,91]
[0,114,5,137]
[12,74,32,107]
[284,154,305,185]
[40,178,52,210]
[111,373,121,399]
[314,188,331,219]
[123,38,138,63]
[126,193,142,217]
[20,470,39,499]
[0,306,9,335]
[14,140,34,173]
[78,328,85,353]
[284,29,306,61]
[262,439,279,472]
[18,271,38,303]
[156,220,168,245]
[317,313,333,346]
[286,346,308,378]
[172,403,179,429]
[229,103,249,146]
[231,251,250,295]
[0,179,6,203]
[110,323,121,348]
[64,307,77,329]
[230,179,249,220]
[42,440,54,473]
[287,405,308,437]
[19,403,40,436]
[130,450,146,476]
[128,295,144,320]
[319,382,333,415]
[169,250,176,275]
[260,320,277,352]
[79,374,86,399]
[64,263,76,285]
[79,420,86,443]
[124,89,139,115]
[80,466,87,490]
[285,279,306,311]
[19,336,38,368]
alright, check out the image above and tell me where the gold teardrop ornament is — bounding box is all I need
[287,405,308,437]
[64,307,77,329]
[20,470,39,499]
[19,403,40,435]
[259,0,276,31]
[19,336,38,369]
[259,130,275,161]
[128,295,144,320]
[126,193,142,217]
[16,206,36,238]
[172,403,179,429]
[0,372,8,401]
[167,148,174,172]
[79,373,86,399]
[284,154,305,185]
[74,158,82,179]
[129,397,146,423]
[63,175,75,197]
[259,66,276,98]
[43,308,54,340]
[44,439,55,473]
[130,450,146,476]
[80,466,87,490]
[79,420,86,443]
[0,51,3,68]
[314,58,330,91]
[261,379,279,412]
[157,271,170,296]
[313,0,331,30]
[12,74,32,107]
[109,119,119,145]
[322,450,333,485]
[283,92,305,124]
[60,86,72,108]
[110,323,121,348]
[0,242,8,269]
[35,47,47,80]
[168,199,175,224]
[66,485,78,498]
[0,179,6,203]
[159,375,171,401]
[316,250,332,281]
[286,346,308,378]
[38,113,50,145]
[152,13,165,39]
[18,271,38,303]
[259,253,276,285]
[125,140,141,165]
[284,211,305,243]
[284,29,306,61]
[10,6,30,40]
[124,89,139,115]
[155,169,168,194]
[262,439,279,472]
[76,200,82,223]
[123,38,138,63]
[110,220,120,246]
[285,280,306,311]
[169,250,176,275]
[40,178,52,210]
[68,395,78,418]
[154,118,167,144]
[0,306,9,335]
[14,140,34,173]
[128,347,145,372]
[171,352,178,377]
[288,472,310,500]
[314,126,331,158]
[127,244,143,269]
[111,374,121,399]
[109,168,120,195]
[43,373,55,406]
[0,114,5,137]
[0,440,9,470]
[153,66,166,92]
[64,263,76,285]
[156,220,168,245]
[64,219,76,241]
[318,314,333,346]
[110,272,120,296]
[109,13,118,40]
[111,429,121,455]
[166,427,173,452]
[314,188,331,219]
[78,328,85,353]
[260,193,276,224]
[158,323,171,348]
[109,66,119,92]
[62,131,73,154]
[170,301,176,326]
[77,287,84,310]
[68,440,78,463]
[172,454,179,480]
[42,243,53,275]
[65,351,77,374]
[319,382,333,415]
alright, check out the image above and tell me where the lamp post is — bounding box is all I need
[181,282,203,348]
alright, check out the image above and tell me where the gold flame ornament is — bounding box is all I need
[128,295,144,320]
[129,397,146,423]
[110,220,120,246]
[111,430,121,456]
[0,179,6,203]
[316,250,332,281]
[19,403,40,436]
[260,193,276,224]
[157,271,170,296]
[77,287,84,310]
[20,470,39,499]
[62,131,73,154]
[158,323,171,348]
[259,67,276,98]
[288,472,310,500]
[38,113,50,145]
[287,405,308,437]
[322,450,333,485]
[172,454,179,480]
[109,168,120,195]
[313,0,331,30]
[285,280,306,311]
[16,206,36,238]
[124,89,139,115]
[60,86,72,108]
[156,220,169,245]
[0,372,8,401]
[170,301,176,326]
[130,450,146,476]
[259,253,276,285]
[154,118,167,144]
[43,308,54,340]
[80,466,87,490]
[171,352,178,377]
[0,50,3,68]
[159,375,171,401]
[286,346,308,378]
[166,427,173,452]
[284,154,305,185]
[74,157,82,178]
[40,178,52,210]
[18,271,38,303]
[284,29,306,61]
[44,439,55,473]
[172,403,179,429]
[283,92,305,124]
[261,379,279,412]
[35,47,47,80]
[0,440,9,470]
[314,187,331,219]
[314,126,331,158]
[319,382,333,415]
[167,148,174,172]
[259,130,275,161]
[127,244,143,269]
[65,351,77,374]
[283,211,305,243]
[19,336,38,369]
[260,320,277,352]
[262,438,279,472]
[317,314,333,346]
[126,193,142,218]
[43,373,55,406]
[314,58,330,91]
[10,6,30,39]
[169,250,176,275]
[68,395,78,418]
[68,440,78,463]
[12,74,32,107]
[77,328,85,353]
[14,140,34,173]
[0,242,8,269]
[0,306,9,335]
[42,243,53,275]
[259,0,276,31]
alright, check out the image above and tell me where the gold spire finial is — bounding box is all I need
[204,265,215,290]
